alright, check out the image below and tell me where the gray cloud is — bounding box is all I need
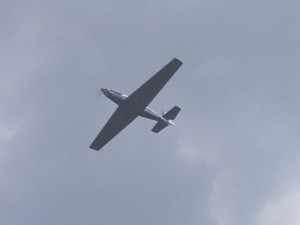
[1,1,300,225]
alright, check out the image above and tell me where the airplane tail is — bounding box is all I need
[152,106,181,133]
[162,106,181,120]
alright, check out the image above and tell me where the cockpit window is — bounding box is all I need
[110,90,121,95]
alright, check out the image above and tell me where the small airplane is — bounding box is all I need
[90,58,183,151]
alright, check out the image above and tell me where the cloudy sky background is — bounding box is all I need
[1,1,300,225]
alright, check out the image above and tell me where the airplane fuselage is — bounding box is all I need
[90,58,182,150]
[101,88,172,125]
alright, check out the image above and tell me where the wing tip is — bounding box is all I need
[173,58,183,65]
[89,144,101,151]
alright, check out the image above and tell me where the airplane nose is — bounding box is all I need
[101,88,108,93]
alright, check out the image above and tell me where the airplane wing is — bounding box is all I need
[128,58,183,110]
[89,106,138,151]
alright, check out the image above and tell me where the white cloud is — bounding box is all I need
[259,187,300,225]
[0,125,17,141]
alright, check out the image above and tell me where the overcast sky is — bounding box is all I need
[1,1,300,225]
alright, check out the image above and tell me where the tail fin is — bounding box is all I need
[151,106,181,133]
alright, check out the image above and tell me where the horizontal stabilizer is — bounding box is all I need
[152,122,168,133]
[163,106,181,120]
[152,106,181,133]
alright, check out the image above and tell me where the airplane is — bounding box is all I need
[90,58,183,151]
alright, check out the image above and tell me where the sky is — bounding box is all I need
[1,1,300,225]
